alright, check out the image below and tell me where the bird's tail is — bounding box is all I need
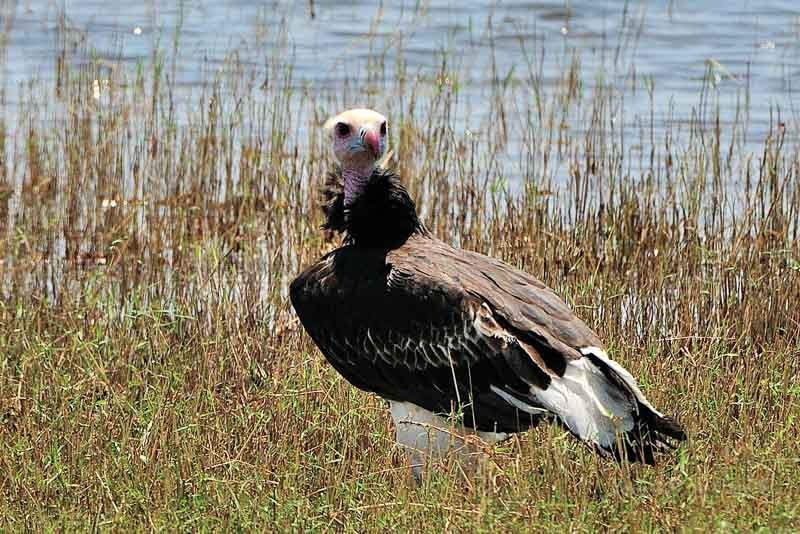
[530,347,686,464]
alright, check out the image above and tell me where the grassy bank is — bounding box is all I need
[1,27,799,532]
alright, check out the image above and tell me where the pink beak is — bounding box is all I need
[363,129,380,158]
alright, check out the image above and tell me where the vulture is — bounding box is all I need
[290,108,685,476]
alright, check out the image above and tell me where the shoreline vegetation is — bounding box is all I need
[1,8,799,531]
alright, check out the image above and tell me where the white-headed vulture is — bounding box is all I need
[290,108,686,476]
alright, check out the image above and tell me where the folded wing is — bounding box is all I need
[290,235,685,462]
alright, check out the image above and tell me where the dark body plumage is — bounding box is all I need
[291,168,685,463]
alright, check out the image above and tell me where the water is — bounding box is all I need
[1,0,799,176]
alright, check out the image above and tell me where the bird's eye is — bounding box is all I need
[380,121,387,136]
[335,122,351,137]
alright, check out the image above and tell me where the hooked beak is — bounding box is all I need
[361,128,381,158]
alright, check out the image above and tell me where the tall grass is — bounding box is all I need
[0,12,799,532]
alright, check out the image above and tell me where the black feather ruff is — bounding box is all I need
[320,167,428,248]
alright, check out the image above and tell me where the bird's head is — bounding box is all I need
[324,109,388,199]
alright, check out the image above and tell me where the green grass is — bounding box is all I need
[1,16,799,532]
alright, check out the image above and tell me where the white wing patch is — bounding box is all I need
[529,351,636,449]
[473,309,648,451]
[579,346,666,418]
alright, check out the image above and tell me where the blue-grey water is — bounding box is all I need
[1,1,798,179]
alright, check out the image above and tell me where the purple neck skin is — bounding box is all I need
[342,167,373,206]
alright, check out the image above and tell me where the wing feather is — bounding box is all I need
[290,242,558,432]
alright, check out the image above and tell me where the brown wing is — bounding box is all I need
[388,235,603,377]
[289,232,599,433]
[385,236,685,462]
[290,240,554,433]
[291,233,684,461]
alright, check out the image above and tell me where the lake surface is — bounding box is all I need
[1,1,799,180]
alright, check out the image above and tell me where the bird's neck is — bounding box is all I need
[323,167,428,249]
[342,167,372,206]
